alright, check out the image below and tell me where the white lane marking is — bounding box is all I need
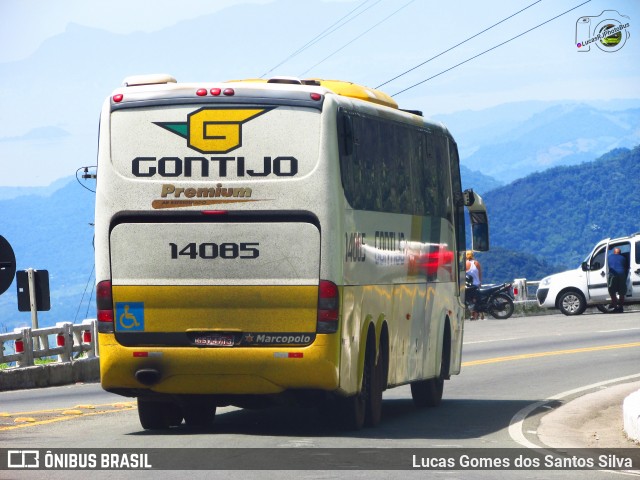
[597,328,640,333]
[464,338,520,345]
[466,327,640,345]
[508,372,640,448]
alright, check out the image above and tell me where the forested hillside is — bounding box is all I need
[460,164,502,194]
[478,146,640,282]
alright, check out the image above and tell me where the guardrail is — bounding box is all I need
[513,278,540,304]
[0,319,98,368]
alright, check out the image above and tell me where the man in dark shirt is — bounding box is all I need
[607,247,629,313]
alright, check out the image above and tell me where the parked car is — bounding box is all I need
[537,233,640,315]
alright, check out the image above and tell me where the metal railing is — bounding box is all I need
[0,319,98,368]
[513,278,540,304]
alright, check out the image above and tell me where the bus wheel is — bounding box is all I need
[183,397,216,429]
[410,376,444,408]
[169,406,183,427]
[411,337,447,408]
[338,348,374,430]
[137,398,172,430]
[365,347,384,427]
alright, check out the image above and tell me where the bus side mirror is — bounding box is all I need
[464,190,489,252]
[471,216,489,252]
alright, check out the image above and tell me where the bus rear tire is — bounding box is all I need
[338,344,376,430]
[410,376,444,408]
[411,328,448,408]
[183,397,216,429]
[137,398,173,430]
[365,346,384,427]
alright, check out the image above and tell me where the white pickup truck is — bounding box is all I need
[537,233,640,315]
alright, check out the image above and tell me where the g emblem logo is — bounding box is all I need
[188,108,269,153]
[155,107,272,154]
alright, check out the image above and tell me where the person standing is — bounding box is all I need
[466,251,482,320]
[607,247,628,313]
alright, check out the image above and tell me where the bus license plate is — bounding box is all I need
[193,334,234,347]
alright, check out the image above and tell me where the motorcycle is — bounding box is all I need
[465,276,515,319]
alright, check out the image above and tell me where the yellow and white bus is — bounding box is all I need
[95,74,489,430]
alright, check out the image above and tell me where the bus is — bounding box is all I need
[94,74,490,430]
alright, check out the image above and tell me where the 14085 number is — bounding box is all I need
[169,242,260,259]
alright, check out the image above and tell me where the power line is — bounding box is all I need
[391,0,591,97]
[299,0,416,77]
[260,0,382,78]
[74,264,95,323]
[375,0,542,89]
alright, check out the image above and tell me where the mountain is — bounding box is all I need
[482,145,640,275]
[0,177,95,332]
[472,247,563,285]
[458,104,640,183]
[460,164,502,195]
[434,100,640,184]
[0,175,74,201]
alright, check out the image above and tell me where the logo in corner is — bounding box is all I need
[154,107,273,154]
[576,10,630,53]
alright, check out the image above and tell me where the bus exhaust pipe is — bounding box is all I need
[135,368,161,386]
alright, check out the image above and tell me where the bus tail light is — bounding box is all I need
[97,280,114,332]
[317,280,339,334]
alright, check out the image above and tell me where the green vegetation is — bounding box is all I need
[0,357,58,369]
[35,357,57,365]
[473,246,563,284]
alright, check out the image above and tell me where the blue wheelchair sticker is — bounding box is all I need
[115,302,144,331]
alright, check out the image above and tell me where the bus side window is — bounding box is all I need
[338,113,354,157]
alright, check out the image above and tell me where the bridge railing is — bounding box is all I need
[0,319,98,368]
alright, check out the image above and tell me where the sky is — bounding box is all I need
[0,0,638,187]
[0,0,273,63]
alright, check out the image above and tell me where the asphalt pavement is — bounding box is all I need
[538,380,640,449]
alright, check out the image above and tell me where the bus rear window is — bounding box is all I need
[109,105,320,181]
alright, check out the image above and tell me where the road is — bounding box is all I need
[1,310,639,479]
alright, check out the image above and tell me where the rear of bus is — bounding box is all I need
[95,76,345,427]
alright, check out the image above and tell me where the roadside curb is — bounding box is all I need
[0,357,99,391]
[624,389,640,443]
[538,380,640,448]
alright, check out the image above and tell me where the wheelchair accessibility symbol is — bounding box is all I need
[115,302,144,331]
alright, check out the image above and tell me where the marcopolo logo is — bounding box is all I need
[576,10,630,52]
[154,107,273,154]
